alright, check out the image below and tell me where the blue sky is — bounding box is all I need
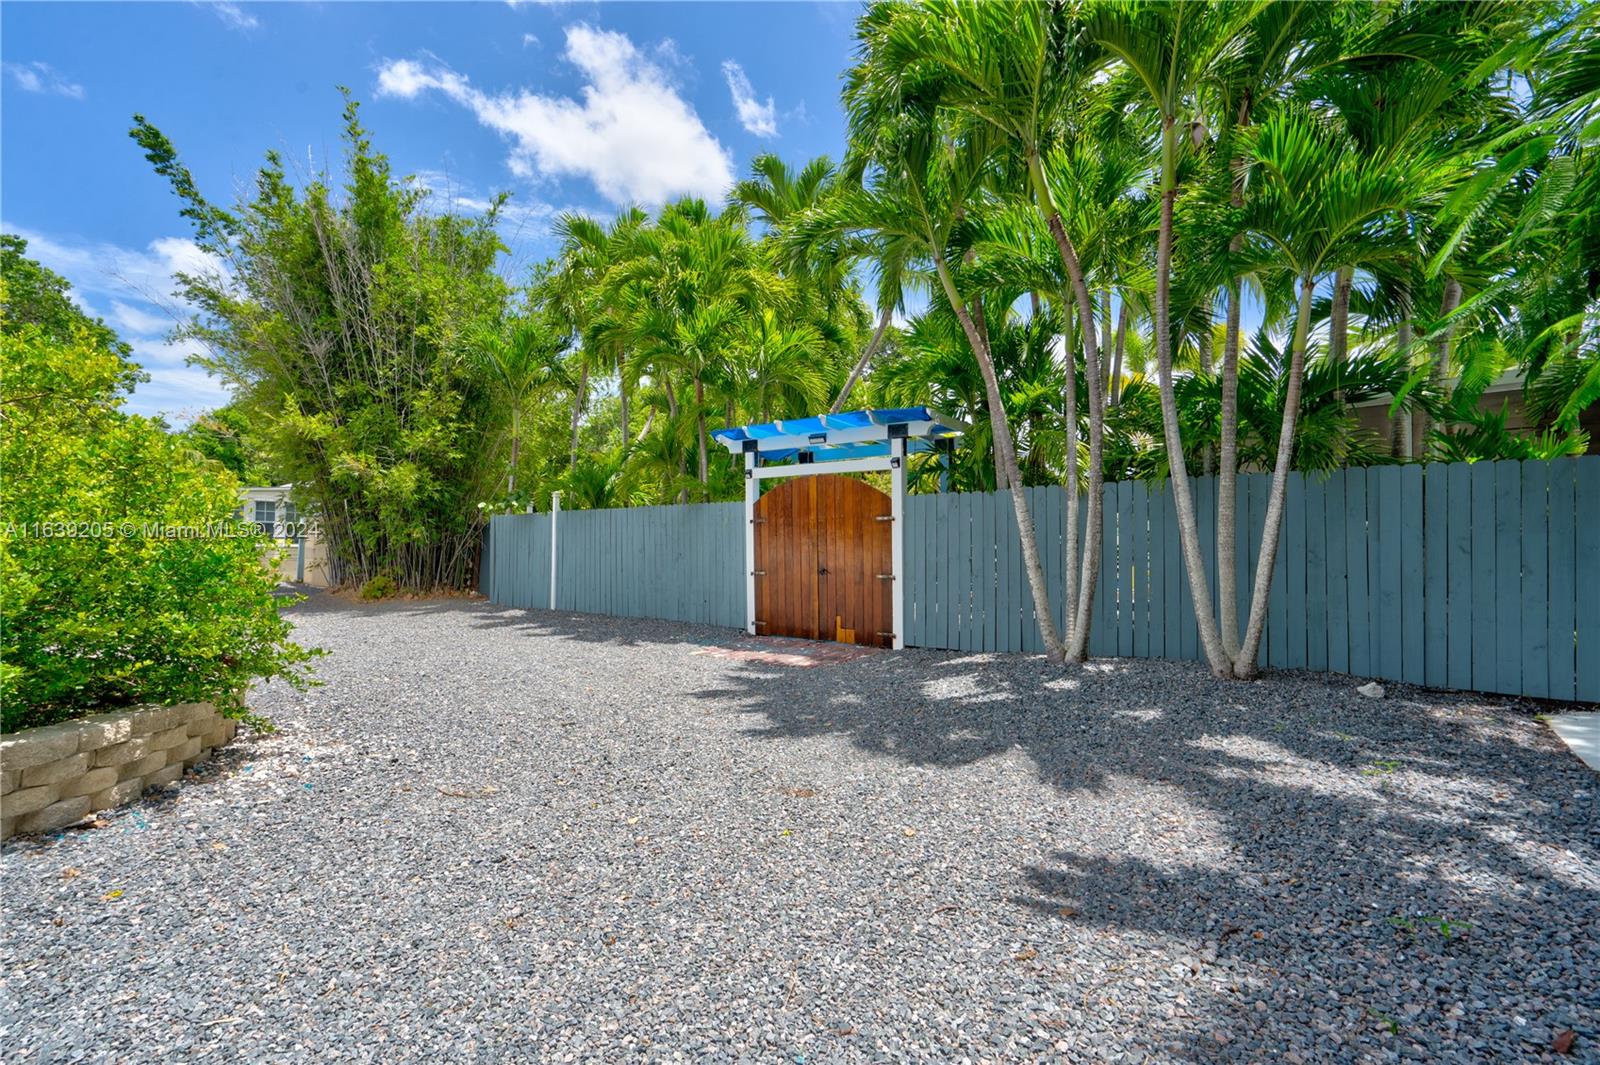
[2,1,861,420]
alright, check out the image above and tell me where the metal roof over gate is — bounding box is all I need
[711,407,967,465]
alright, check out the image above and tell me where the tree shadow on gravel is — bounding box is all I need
[286,590,746,650]
[465,603,752,650]
[691,648,1600,1059]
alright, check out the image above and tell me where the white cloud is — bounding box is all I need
[4,224,231,421]
[405,169,566,237]
[3,61,85,100]
[209,3,259,31]
[5,226,225,309]
[111,300,171,336]
[126,339,232,419]
[522,33,540,48]
[376,24,735,206]
[721,61,777,137]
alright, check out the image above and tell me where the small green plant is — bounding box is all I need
[1388,913,1470,940]
[360,574,399,600]
[1362,759,1403,776]
[1366,1007,1401,1035]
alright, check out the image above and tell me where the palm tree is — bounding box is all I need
[1230,104,1429,676]
[547,208,649,463]
[1086,0,1260,676]
[859,0,1115,660]
[473,315,571,497]
[1200,0,1322,662]
[824,41,1066,660]
[604,200,790,494]
[732,308,830,422]
[736,152,905,415]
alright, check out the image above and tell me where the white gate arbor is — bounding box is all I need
[712,408,967,650]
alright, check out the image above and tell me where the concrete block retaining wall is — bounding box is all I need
[1,703,237,840]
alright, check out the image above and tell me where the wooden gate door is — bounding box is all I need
[754,474,892,647]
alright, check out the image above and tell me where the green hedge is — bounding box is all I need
[1,280,316,732]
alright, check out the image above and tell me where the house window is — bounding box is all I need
[282,501,300,541]
[253,500,277,535]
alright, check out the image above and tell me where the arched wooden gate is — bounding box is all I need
[754,474,893,647]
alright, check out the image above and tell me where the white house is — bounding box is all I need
[238,485,331,588]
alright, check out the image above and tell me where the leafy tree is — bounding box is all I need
[131,94,510,590]
[179,402,276,483]
[473,314,572,500]
[1,272,314,730]
[1,233,135,364]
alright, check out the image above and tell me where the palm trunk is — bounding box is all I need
[1030,150,1104,661]
[1235,275,1315,677]
[934,252,1063,663]
[1062,306,1079,644]
[1216,96,1252,662]
[508,406,521,496]
[831,305,893,414]
[568,362,589,468]
[1330,266,1354,368]
[1199,317,1215,476]
[694,375,708,487]
[976,289,1009,493]
[1110,301,1128,406]
[1394,318,1413,457]
[1329,265,1354,412]
[1100,288,1114,404]
[1217,267,1244,659]
[619,364,631,447]
[1153,119,1232,677]
[1416,279,1462,457]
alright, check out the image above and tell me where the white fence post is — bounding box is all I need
[891,437,906,650]
[744,450,757,635]
[549,490,561,611]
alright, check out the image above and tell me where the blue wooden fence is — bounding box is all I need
[484,458,1598,702]
[486,503,744,628]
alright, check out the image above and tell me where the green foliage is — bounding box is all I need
[1,234,136,365]
[359,574,398,600]
[126,4,1597,571]
[131,95,511,590]
[0,274,315,733]
[179,402,278,483]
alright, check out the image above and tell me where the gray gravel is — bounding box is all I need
[3,593,1596,1063]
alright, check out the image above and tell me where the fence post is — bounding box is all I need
[549,491,561,611]
[744,449,757,635]
[891,437,907,650]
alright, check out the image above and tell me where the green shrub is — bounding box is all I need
[359,575,399,600]
[0,276,317,733]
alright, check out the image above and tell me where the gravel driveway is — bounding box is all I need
[3,595,1596,1062]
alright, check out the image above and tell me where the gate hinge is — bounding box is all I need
[751,570,766,576]
[874,515,894,522]
[750,517,766,524]
[875,573,894,581]
[876,631,896,638]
